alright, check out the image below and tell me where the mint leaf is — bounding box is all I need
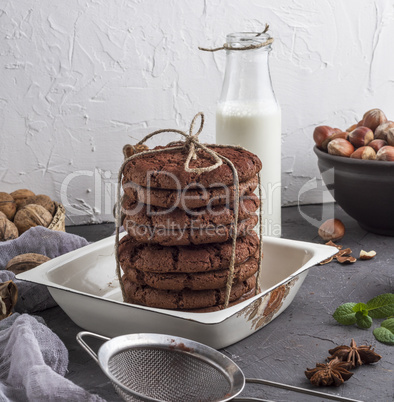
[373,318,394,345]
[366,294,394,318]
[373,328,394,344]
[382,318,394,331]
[333,303,357,325]
[355,311,372,328]
[353,302,368,313]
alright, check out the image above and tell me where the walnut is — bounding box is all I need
[13,204,53,234]
[0,281,18,321]
[5,253,51,274]
[10,189,35,209]
[0,216,19,241]
[0,192,16,220]
[18,194,55,215]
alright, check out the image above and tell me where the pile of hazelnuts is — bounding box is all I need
[313,108,394,161]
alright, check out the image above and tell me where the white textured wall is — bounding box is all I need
[1,0,394,224]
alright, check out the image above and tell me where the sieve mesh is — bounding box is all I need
[107,347,232,402]
[78,332,363,402]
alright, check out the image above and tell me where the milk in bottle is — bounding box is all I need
[215,32,282,237]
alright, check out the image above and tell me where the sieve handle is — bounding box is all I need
[231,398,274,402]
[239,378,363,402]
[76,331,110,364]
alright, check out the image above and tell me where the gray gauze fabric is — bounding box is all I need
[0,227,89,313]
[0,313,105,402]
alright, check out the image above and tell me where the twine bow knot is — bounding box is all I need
[130,112,223,174]
[183,114,201,161]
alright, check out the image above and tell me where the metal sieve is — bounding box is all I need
[77,332,362,402]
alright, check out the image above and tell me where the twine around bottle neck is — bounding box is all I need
[199,24,273,52]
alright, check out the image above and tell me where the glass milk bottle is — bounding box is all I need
[216,32,281,237]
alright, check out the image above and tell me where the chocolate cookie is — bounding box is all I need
[124,256,259,291]
[122,145,262,190]
[122,175,259,209]
[187,288,256,312]
[122,193,259,228]
[118,232,260,273]
[124,215,258,246]
[122,275,256,310]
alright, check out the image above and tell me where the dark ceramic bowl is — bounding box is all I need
[314,146,394,235]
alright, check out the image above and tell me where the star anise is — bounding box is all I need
[305,357,353,387]
[328,338,382,367]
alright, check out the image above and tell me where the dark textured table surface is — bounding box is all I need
[37,204,394,402]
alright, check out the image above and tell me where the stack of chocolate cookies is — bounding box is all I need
[118,145,262,312]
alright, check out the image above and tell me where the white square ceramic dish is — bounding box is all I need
[17,235,336,349]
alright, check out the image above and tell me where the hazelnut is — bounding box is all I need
[10,189,35,209]
[0,216,18,241]
[359,250,376,260]
[374,121,394,141]
[321,132,348,151]
[350,146,376,160]
[376,146,394,161]
[13,204,53,234]
[318,219,345,242]
[313,126,340,149]
[0,193,16,221]
[327,138,354,157]
[346,123,358,132]
[368,139,387,153]
[362,108,387,132]
[348,126,374,148]
[387,129,394,147]
[18,194,55,215]
[5,253,51,274]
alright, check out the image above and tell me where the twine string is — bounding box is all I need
[199,24,273,52]
[115,112,263,308]
[255,172,263,294]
